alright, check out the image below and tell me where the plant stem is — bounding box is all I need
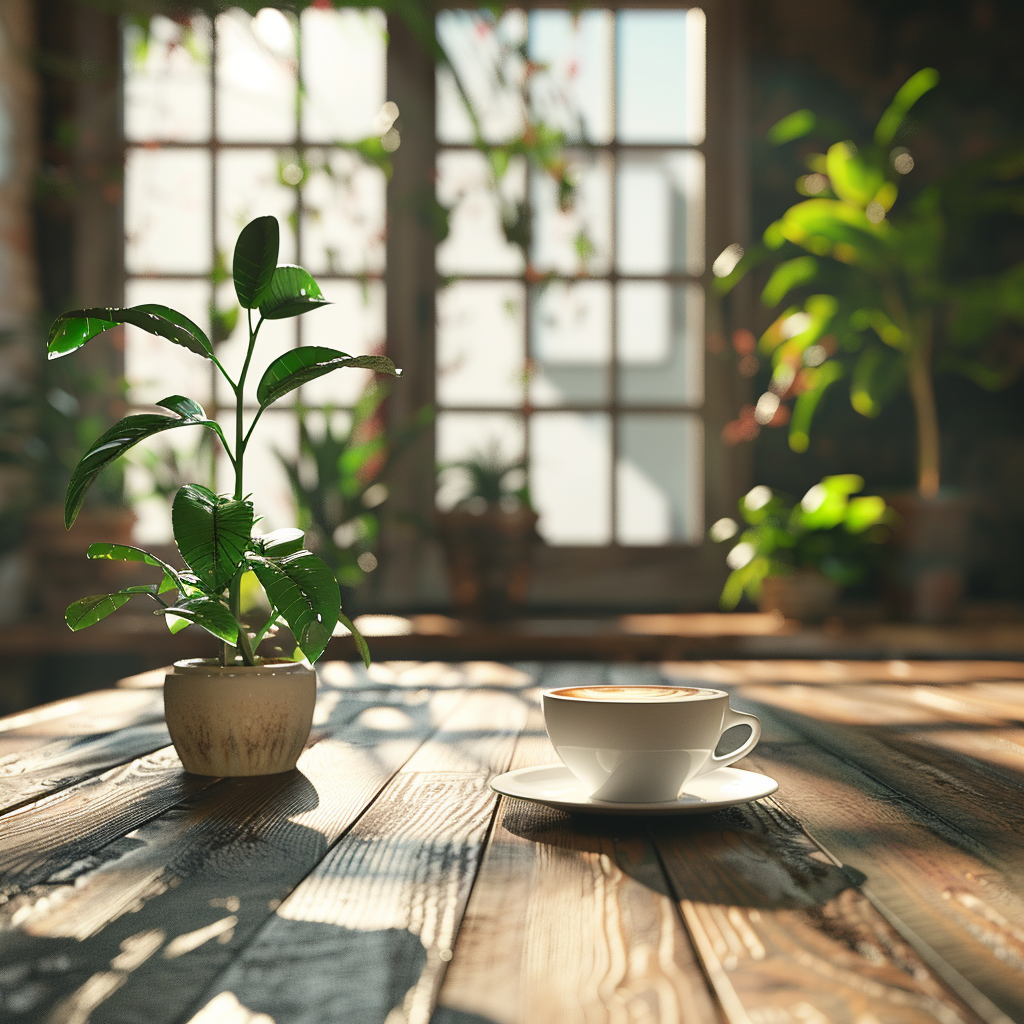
[229,567,257,665]
[908,310,940,499]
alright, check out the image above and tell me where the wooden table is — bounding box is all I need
[3,659,1024,1024]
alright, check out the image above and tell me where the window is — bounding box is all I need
[434,9,707,547]
[122,9,389,540]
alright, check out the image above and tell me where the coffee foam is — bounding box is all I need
[551,685,711,702]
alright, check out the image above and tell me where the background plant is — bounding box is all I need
[276,380,433,590]
[437,439,533,515]
[710,475,892,610]
[716,69,1024,498]
[48,215,399,666]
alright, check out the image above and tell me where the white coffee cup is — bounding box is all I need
[542,684,762,803]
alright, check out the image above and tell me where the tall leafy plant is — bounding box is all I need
[716,69,1024,498]
[49,215,400,667]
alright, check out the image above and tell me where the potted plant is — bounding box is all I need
[716,69,1024,619]
[436,442,538,621]
[710,475,892,620]
[275,380,432,595]
[48,215,399,775]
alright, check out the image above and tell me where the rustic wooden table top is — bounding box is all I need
[2,658,1024,1024]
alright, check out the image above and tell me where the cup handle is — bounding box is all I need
[703,708,761,773]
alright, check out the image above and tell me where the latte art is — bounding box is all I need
[552,685,711,702]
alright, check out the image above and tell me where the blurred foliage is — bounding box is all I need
[718,69,1024,498]
[710,475,893,610]
[438,439,532,514]
[276,380,432,590]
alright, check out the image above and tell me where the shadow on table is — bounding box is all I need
[501,798,866,912]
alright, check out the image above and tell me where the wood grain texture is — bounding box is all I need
[184,690,530,1024]
[433,698,720,1024]
[0,720,172,816]
[0,690,164,760]
[652,797,989,1024]
[738,707,1024,1023]
[0,689,449,1024]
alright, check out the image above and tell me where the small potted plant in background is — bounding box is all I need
[715,69,1024,620]
[275,379,433,597]
[436,441,539,621]
[48,215,399,776]
[710,475,893,621]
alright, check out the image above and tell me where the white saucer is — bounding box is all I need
[490,764,778,815]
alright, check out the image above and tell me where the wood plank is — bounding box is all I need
[0,689,164,760]
[651,797,992,1024]
[0,720,172,816]
[738,704,1024,1024]
[0,686,378,900]
[737,682,1024,862]
[183,690,530,1024]
[0,688,456,1024]
[433,694,720,1024]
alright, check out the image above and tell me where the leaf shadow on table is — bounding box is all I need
[500,799,866,912]
[0,768,334,1024]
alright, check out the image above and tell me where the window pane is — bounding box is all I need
[532,152,612,275]
[216,150,297,267]
[528,10,613,145]
[300,283,386,407]
[436,10,527,144]
[437,151,526,276]
[437,282,525,408]
[617,414,702,545]
[125,280,213,407]
[436,412,524,510]
[530,281,610,407]
[217,410,297,530]
[617,283,703,406]
[616,150,704,275]
[124,16,211,142]
[617,9,705,144]
[301,8,386,142]
[531,412,611,544]
[125,149,210,275]
[302,150,386,275]
[215,9,297,143]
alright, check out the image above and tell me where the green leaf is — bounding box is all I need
[845,495,888,534]
[258,528,305,557]
[162,597,240,644]
[87,542,179,594]
[233,215,280,308]
[768,109,816,146]
[172,484,254,591]
[258,266,329,320]
[48,305,213,361]
[337,610,371,668]
[761,256,818,307]
[256,347,400,408]
[788,361,844,452]
[825,142,885,208]
[65,396,224,529]
[247,550,340,664]
[66,586,160,630]
[874,68,939,148]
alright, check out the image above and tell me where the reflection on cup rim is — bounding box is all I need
[545,685,728,702]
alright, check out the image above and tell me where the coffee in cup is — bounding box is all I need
[542,685,761,803]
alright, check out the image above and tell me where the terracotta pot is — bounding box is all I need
[884,492,972,623]
[436,506,539,620]
[164,659,316,776]
[758,570,839,622]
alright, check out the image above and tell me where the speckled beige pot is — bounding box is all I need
[164,659,316,776]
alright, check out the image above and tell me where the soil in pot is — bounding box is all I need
[164,658,316,776]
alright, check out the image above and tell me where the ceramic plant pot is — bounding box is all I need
[758,569,840,622]
[164,659,316,776]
